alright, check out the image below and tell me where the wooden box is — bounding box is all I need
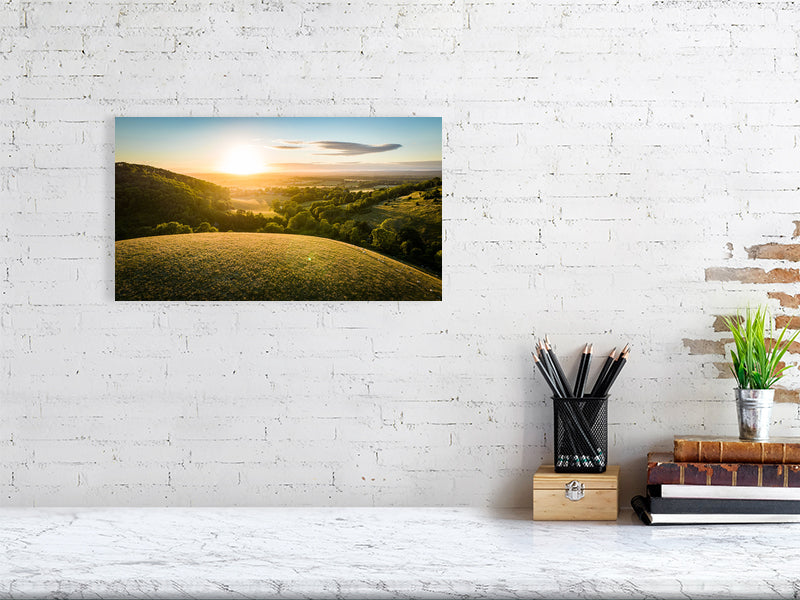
[533,465,619,521]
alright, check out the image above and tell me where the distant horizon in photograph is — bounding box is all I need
[115,117,442,302]
[115,117,442,178]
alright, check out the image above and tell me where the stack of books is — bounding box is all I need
[632,435,800,525]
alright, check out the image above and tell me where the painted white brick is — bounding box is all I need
[731,25,797,49]
[2,0,800,508]
[467,3,562,29]
[300,4,397,29]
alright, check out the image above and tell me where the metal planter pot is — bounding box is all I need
[735,388,775,441]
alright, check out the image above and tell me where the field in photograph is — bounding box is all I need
[115,232,442,301]
[115,162,442,278]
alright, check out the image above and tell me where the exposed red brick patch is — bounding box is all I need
[775,315,800,330]
[775,388,800,403]
[682,338,729,355]
[713,315,742,332]
[766,339,800,354]
[714,362,734,379]
[716,314,797,331]
[705,229,799,402]
[705,267,800,284]
[711,362,795,378]
[746,243,800,262]
[769,292,800,308]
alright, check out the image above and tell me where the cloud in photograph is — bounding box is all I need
[270,140,403,156]
[312,141,402,155]
[270,139,306,150]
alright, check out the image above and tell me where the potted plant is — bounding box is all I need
[724,306,799,441]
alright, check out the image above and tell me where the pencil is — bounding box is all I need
[535,347,581,463]
[573,343,591,398]
[539,341,568,398]
[597,344,629,395]
[544,335,572,398]
[536,341,551,377]
[598,346,629,397]
[532,351,561,398]
[539,340,587,462]
[589,347,616,398]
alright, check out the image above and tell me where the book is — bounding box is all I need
[650,483,800,500]
[647,452,800,487]
[631,495,800,525]
[674,435,800,464]
[645,491,800,514]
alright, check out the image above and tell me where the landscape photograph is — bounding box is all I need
[114,117,443,301]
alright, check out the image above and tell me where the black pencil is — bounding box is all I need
[598,346,629,397]
[573,343,591,398]
[544,335,572,397]
[538,340,586,463]
[572,343,586,397]
[538,342,565,397]
[597,343,629,395]
[532,351,561,398]
[536,341,552,377]
[536,347,585,464]
[589,347,616,398]
[538,341,568,397]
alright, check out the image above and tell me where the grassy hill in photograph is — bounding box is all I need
[115,162,233,241]
[115,162,442,277]
[115,232,442,301]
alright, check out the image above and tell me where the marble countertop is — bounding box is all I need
[0,507,798,599]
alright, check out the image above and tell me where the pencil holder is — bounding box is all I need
[553,396,608,473]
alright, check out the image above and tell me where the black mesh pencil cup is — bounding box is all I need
[553,396,607,473]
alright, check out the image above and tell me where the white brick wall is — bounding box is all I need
[2,0,800,507]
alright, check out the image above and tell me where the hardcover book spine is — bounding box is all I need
[674,439,800,464]
[630,495,652,525]
[646,495,800,514]
[647,460,800,487]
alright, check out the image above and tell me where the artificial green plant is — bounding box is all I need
[724,306,800,390]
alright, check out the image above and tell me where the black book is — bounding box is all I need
[631,495,800,525]
[647,492,800,514]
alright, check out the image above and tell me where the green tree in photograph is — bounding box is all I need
[194,222,218,233]
[398,226,424,256]
[371,225,398,253]
[154,221,193,235]
[288,210,317,233]
[258,222,285,234]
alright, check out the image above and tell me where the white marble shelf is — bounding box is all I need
[1,507,799,599]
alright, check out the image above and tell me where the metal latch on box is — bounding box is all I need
[565,480,585,501]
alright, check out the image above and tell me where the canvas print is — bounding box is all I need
[115,117,442,301]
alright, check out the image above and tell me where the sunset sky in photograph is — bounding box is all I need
[115,117,442,175]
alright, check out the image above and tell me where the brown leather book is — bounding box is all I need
[648,452,800,487]
[674,435,800,464]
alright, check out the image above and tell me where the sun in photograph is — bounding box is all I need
[217,144,267,175]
